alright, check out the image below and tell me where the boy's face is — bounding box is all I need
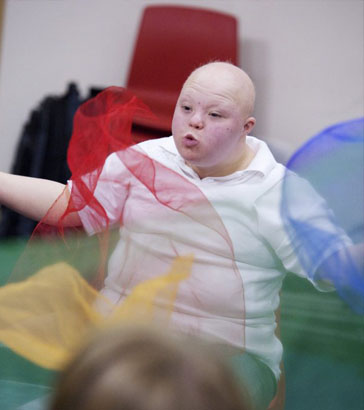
[172,72,250,177]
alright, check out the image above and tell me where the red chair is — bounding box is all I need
[126,5,238,142]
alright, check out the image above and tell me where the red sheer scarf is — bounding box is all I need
[0,88,245,369]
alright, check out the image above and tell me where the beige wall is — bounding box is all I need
[0,0,4,68]
[0,0,363,171]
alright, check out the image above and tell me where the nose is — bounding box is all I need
[189,112,204,129]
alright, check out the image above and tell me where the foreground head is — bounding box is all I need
[172,62,256,178]
[50,325,251,410]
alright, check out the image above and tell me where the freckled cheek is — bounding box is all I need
[221,124,241,138]
[210,125,233,140]
[208,132,229,148]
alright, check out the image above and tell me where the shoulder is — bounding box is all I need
[137,136,177,157]
[244,136,287,196]
[135,136,181,170]
[99,136,176,174]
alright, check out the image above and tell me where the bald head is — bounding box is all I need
[183,62,256,117]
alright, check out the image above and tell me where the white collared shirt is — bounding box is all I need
[75,136,348,380]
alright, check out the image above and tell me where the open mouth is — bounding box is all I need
[182,134,199,147]
[185,134,196,141]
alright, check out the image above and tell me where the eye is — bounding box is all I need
[181,105,192,112]
[209,112,222,118]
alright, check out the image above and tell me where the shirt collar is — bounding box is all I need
[244,136,277,176]
[159,135,277,182]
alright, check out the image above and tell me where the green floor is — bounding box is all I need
[281,275,364,409]
[0,345,54,410]
[1,239,363,409]
[0,239,55,410]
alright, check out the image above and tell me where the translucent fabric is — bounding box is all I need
[0,87,245,369]
[0,256,193,369]
[281,118,364,313]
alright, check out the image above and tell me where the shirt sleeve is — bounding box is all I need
[67,152,132,235]
[255,173,352,292]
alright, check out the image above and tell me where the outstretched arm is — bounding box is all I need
[315,242,364,314]
[0,172,81,227]
[316,242,364,283]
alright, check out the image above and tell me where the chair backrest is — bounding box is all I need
[126,5,238,133]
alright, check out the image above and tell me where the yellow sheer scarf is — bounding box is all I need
[0,255,193,369]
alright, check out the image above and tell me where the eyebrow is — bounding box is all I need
[179,99,234,114]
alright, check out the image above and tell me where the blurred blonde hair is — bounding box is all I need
[50,324,251,410]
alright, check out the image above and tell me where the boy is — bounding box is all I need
[0,62,358,410]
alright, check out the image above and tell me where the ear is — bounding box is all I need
[243,117,256,135]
